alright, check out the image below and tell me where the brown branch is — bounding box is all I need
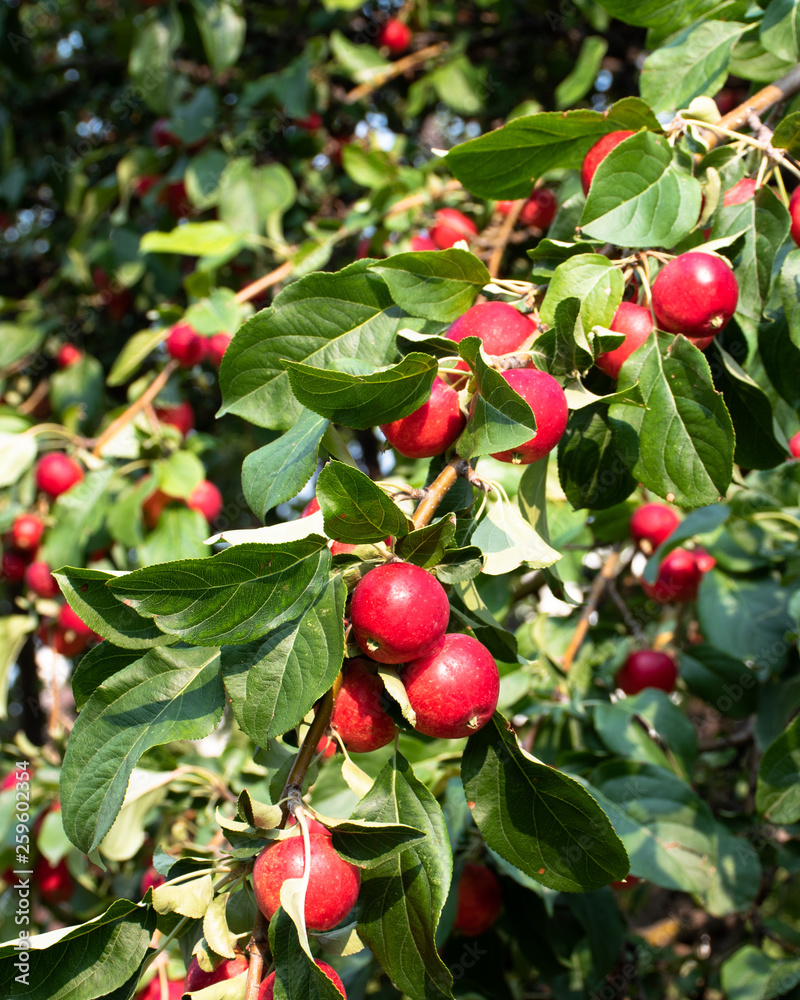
[91,360,179,458]
[487,199,525,279]
[411,457,470,529]
[235,260,295,305]
[562,548,621,672]
[701,62,800,150]
[18,379,51,416]
[344,42,450,104]
[243,911,270,1000]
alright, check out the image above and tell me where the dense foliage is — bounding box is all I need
[2,1,800,999]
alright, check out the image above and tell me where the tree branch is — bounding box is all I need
[562,548,622,672]
[702,63,800,150]
[487,199,525,279]
[91,360,179,458]
[235,260,295,305]
[344,43,450,105]
[243,911,271,1000]
[412,457,470,528]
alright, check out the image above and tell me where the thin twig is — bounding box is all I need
[411,457,470,528]
[699,63,800,151]
[243,911,270,1000]
[487,199,525,279]
[344,42,450,104]
[18,379,50,416]
[91,360,179,457]
[235,260,295,305]
[562,548,622,672]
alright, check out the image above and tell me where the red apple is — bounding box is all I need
[581,131,636,196]
[36,453,84,499]
[293,111,323,132]
[651,252,739,345]
[595,302,654,380]
[151,118,181,148]
[519,189,558,229]
[135,977,185,1000]
[430,208,478,249]
[35,855,72,904]
[378,18,412,55]
[790,187,800,248]
[252,834,361,931]
[447,301,535,357]
[350,562,450,664]
[142,487,175,529]
[643,547,707,604]
[10,514,45,552]
[24,561,59,599]
[379,376,466,459]
[207,333,232,368]
[615,649,678,695]
[258,961,345,1000]
[165,323,206,367]
[1,551,27,583]
[300,496,389,555]
[56,344,83,369]
[185,955,248,992]
[331,658,396,753]
[161,180,191,219]
[453,863,503,936]
[410,234,437,251]
[140,866,166,896]
[54,603,96,657]
[402,633,499,739]
[629,502,680,550]
[132,174,161,198]
[488,368,568,464]
[789,429,800,459]
[187,480,223,523]
[610,875,642,890]
[316,734,337,759]
[154,401,195,437]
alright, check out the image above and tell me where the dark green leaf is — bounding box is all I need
[284,352,438,429]
[540,254,623,339]
[241,410,329,520]
[461,713,629,891]
[608,333,734,507]
[49,355,105,429]
[721,945,800,1000]
[445,97,661,199]
[760,0,800,62]
[354,753,454,1000]
[432,546,484,584]
[61,646,224,854]
[220,576,346,743]
[773,110,800,157]
[531,298,595,376]
[190,0,246,74]
[680,644,759,719]
[218,262,403,430]
[138,505,212,565]
[757,713,800,823]
[107,539,331,645]
[71,643,143,711]
[270,909,353,1000]
[395,515,457,568]
[368,249,490,322]
[759,312,800,411]
[329,818,426,868]
[558,403,637,510]
[41,469,114,571]
[593,0,737,34]
[316,461,410,543]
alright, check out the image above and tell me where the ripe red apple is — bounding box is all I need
[650,252,739,346]
[35,855,72,904]
[36,453,84,499]
[151,118,181,148]
[350,562,450,664]
[615,649,678,695]
[165,323,206,367]
[207,333,232,368]
[595,302,654,380]
[25,561,59,599]
[252,833,361,931]
[642,547,708,604]
[293,111,323,132]
[140,865,166,896]
[316,734,337,759]
[610,875,642,891]
[723,176,757,206]
[300,496,389,555]
[154,401,195,437]
[447,301,536,357]
[187,480,223,523]
[488,368,569,464]
[379,376,466,459]
[56,343,83,369]
[142,487,175,529]
[789,429,800,458]
[402,633,499,739]
[378,18,412,55]
[430,208,478,250]
[135,976,186,1000]
[629,502,680,550]
[10,513,45,552]
[453,863,503,936]
[56,603,95,647]
[259,961,345,1000]
[519,188,558,229]
[132,174,161,198]
[185,955,249,992]
[581,131,635,195]
[1,551,27,583]
[160,180,191,218]
[331,658,396,753]
[410,234,437,251]
[789,187,800,248]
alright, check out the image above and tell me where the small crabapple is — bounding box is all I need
[24,561,60,599]
[10,514,45,552]
[430,208,478,249]
[56,344,83,369]
[581,131,635,195]
[629,502,680,550]
[789,429,800,459]
[379,376,466,459]
[36,453,84,499]
[165,323,206,367]
[154,401,195,437]
[642,547,710,604]
[595,302,654,380]
[488,368,568,464]
[331,658,396,753]
[615,649,678,695]
[378,18,412,55]
[453,863,503,936]
[207,333,232,367]
[187,480,223,523]
[185,955,249,992]
[1,551,27,583]
[651,252,739,345]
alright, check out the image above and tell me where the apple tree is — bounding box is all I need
[1,1,800,998]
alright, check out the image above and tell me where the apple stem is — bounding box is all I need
[562,546,624,672]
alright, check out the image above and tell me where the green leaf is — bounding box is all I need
[557,403,637,510]
[107,539,331,645]
[71,644,143,711]
[369,249,490,323]
[0,899,156,1000]
[61,646,224,854]
[471,498,561,576]
[242,410,329,520]
[41,468,115,571]
[328,818,426,869]
[316,461,410,544]
[721,945,800,1000]
[445,97,661,199]
[49,355,105,429]
[190,0,246,73]
[341,144,397,189]
[218,262,403,430]
[270,909,353,1000]
[184,288,242,335]
[581,131,703,248]
[530,299,594,376]
[0,616,35,719]
[760,0,800,62]
[730,25,797,81]
[432,546,484,584]
[128,6,182,114]
[773,110,800,157]
[395,515,457,569]
[462,714,629,891]
[0,430,36,487]
[185,148,228,209]
[429,55,487,116]
[593,0,736,34]
[454,338,538,459]
[153,873,214,918]
[354,753,455,1000]
[640,20,746,113]
[220,577,346,743]
[140,222,247,259]
[0,322,45,369]
[679,644,759,719]
[329,29,390,83]
[53,567,176,649]
[608,333,734,507]
[697,570,797,671]
[106,327,168,388]
[555,36,608,110]
[138,505,212,565]
[284,352,438,429]
[540,254,623,345]
[757,713,800,823]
